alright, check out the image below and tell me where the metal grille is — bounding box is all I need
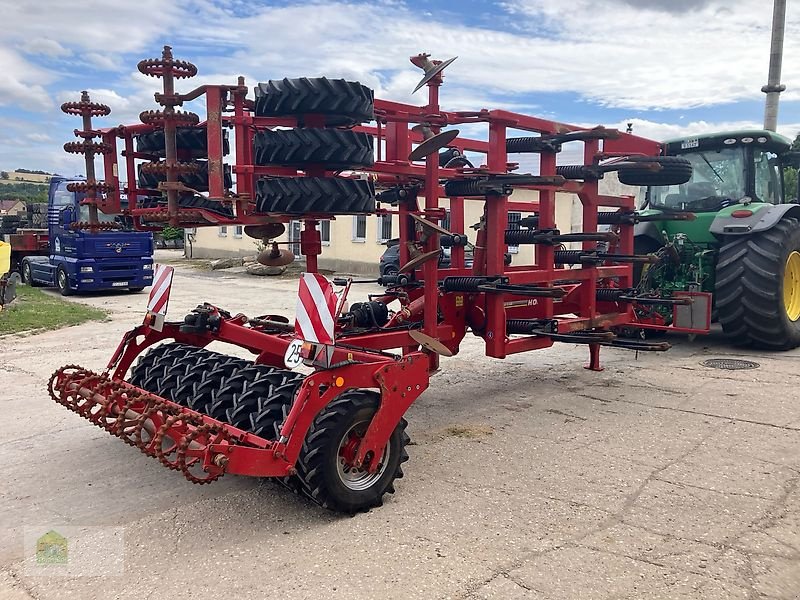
[701,358,760,370]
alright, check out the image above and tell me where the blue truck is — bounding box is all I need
[15,177,153,295]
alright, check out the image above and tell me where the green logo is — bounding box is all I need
[36,530,68,565]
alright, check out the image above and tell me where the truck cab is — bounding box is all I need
[21,177,154,295]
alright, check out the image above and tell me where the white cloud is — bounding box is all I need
[21,39,71,58]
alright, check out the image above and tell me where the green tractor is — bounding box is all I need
[632,129,800,350]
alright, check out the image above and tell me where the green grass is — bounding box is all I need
[0,285,107,335]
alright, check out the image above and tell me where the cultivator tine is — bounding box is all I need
[48,366,230,485]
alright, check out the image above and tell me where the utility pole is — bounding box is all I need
[762,0,787,131]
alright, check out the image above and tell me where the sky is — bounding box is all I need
[1,0,799,175]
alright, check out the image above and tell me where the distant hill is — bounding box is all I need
[0,170,54,185]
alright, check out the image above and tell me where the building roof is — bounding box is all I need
[0,200,24,211]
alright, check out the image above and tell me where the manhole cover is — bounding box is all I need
[701,358,760,370]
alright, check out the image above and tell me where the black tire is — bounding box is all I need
[382,265,399,277]
[618,156,692,187]
[222,366,304,430]
[137,194,234,218]
[294,390,410,513]
[253,129,374,169]
[129,343,249,408]
[715,218,800,350]
[136,127,230,158]
[254,77,374,126]
[21,261,40,287]
[56,266,73,296]
[138,161,232,193]
[255,177,375,215]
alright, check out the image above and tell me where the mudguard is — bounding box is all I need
[710,203,800,236]
[633,221,665,245]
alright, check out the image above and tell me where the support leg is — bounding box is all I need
[585,343,604,372]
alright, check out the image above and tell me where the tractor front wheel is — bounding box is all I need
[296,390,410,513]
[716,218,800,349]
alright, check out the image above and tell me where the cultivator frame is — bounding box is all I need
[51,46,694,511]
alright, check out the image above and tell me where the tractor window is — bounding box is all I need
[648,147,746,212]
[754,150,780,204]
[78,204,119,224]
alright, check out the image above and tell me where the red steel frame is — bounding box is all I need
[52,53,671,481]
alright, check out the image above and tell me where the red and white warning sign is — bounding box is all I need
[145,265,174,331]
[295,272,337,345]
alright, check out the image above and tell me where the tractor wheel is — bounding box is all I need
[618,156,692,187]
[136,127,230,158]
[255,177,375,215]
[294,390,410,513]
[253,129,374,169]
[56,266,73,296]
[254,77,374,126]
[716,218,800,349]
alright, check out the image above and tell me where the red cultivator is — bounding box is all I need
[51,47,695,512]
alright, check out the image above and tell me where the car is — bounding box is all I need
[379,238,473,277]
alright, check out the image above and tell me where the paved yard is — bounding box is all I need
[1,252,798,599]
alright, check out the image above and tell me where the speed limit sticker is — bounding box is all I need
[284,339,304,369]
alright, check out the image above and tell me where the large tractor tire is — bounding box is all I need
[255,177,375,214]
[716,218,800,350]
[618,156,692,187]
[136,127,230,158]
[137,161,232,193]
[254,77,374,126]
[253,128,374,169]
[294,390,410,513]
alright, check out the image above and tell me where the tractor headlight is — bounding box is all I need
[80,266,94,273]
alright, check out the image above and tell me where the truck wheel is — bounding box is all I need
[56,267,73,296]
[21,262,40,287]
[295,390,410,513]
[716,218,800,349]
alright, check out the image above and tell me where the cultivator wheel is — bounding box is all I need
[617,156,692,186]
[295,390,410,513]
[137,161,232,193]
[254,77,374,126]
[136,127,230,158]
[253,129,374,169]
[129,343,248,409]
[255,177,375,214]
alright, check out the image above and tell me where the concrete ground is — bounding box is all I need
[1,250,798,600]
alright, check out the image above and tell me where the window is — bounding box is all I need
[320,220,331,245]
[507,211,521,254]
[754,150,780,205]
[352,215,366,242]
[233,225,243,238]
[377,214,392,243]
[218,226,227,237]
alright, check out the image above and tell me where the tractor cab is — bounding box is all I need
[645,130,792,214]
